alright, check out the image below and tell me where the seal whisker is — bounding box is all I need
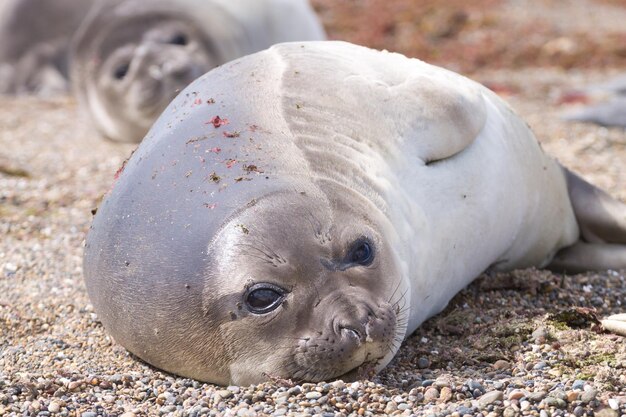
[234,242,275,259]
[386,276,403,304]
[245,236,286,264]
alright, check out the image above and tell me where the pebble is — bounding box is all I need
[217,389,233,399]
[440,387,453,402]
[572,380,585,390]
[608,398,619,410]
[580,389,597,403]
[418,357,431,368]
[305,392,322,400]
[543,397,567,408]
[503,407,516,417]
[527,391,548,403]
[424,387,440,402]
[47,401,61,413]
[508,389,526,400]
[478,391,503,407]
[520,400,531,411]
[467,380,485,393]
[532,327,549,343]
[595,409,619,417]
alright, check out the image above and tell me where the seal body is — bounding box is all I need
[0,0,95,95]
[71,0,325,143]
[84,41,626,385]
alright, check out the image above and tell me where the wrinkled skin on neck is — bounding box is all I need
[202,189,409,385]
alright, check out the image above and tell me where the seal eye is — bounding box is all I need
[113,62,130,80]
[245,283,285,314]
[349,239,374,266]
[169,33,188,46]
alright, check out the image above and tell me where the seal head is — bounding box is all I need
[71,0,326,142]
[71,0,216,142]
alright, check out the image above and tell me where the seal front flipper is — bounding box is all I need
[547,168,626,273]
[395,73,488,164]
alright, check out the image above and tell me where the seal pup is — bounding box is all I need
[70,0,326,143]
[83,41,626,385]
[0,0,95,95]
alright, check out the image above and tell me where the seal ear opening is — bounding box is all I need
[547,167,626,273]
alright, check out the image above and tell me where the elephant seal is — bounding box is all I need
[83,41,626,385]
[0,0,95,95]
[70,0,325,143]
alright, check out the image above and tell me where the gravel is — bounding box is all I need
[1,9,626,417]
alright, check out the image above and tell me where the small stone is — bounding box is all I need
[533,361,548,370]
[573,406,584,417]
[384,402,397,413]
[595,408,618,417]
[478,391,503,407]
[424,387,439,402]
[422,379,435,387]
[493,360,511,370]
[68,381,81,391]
[217,390,233,399]
[48,401,61,413]
[527,391,547,403]
[508,389,526,400]
[120,413,137,417]
[418,357,431,368]
[82,413,97,417]
[305,392,322,400]
[440,387,453,402]
[503,407,516,417]
[543,397,567,408]
[566,391,578,402]
[572,380,585,390]
[532,327,549,343]
[467,380,485,393]
[540,411,549,417]
[580,389,597,403]
[608,398,619,410]
[331,381,345,389]
[227,386,240,394]
[520,400,531,411]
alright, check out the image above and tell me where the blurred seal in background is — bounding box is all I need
[0,0,95,95]
[70,0,326,143]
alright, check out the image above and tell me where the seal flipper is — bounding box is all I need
[547,168,626,273]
